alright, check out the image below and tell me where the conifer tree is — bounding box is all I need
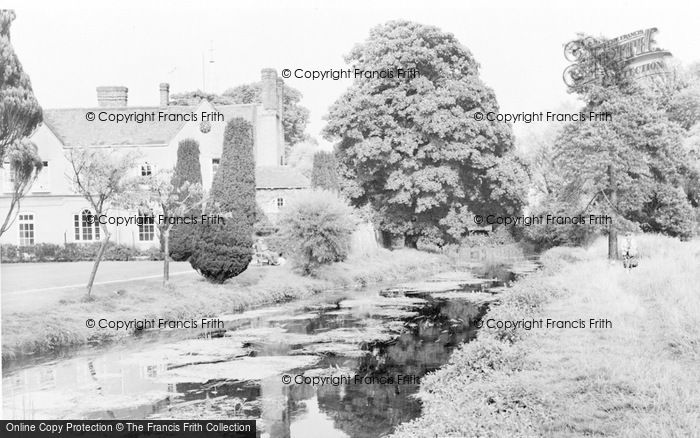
[189,118,255,282]
[169,138,202,261]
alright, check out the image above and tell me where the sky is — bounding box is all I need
[6,0,700,149]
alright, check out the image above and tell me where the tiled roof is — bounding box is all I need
[42,106,197,146]
[256,166,310,189]
[42,103,259,147]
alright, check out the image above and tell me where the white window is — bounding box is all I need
[18,213,35,246]
[138,212,155,241]
[276,197,285,208]
[141,162,152,177]
[212,158,220,176]
[74,209,100,241]
[33,161,50,192]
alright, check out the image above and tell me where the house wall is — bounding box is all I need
[0,109,289,250]
[0,70,289,250]
[256,188,305,223]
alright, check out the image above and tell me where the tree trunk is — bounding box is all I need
[608,165,618,260]
[163,226,172,287]
[404,234,419,249]
[86,229,111,297]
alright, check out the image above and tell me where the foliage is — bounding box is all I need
[286,138,320,178]
[310,150,340,191]
[170,81,310,150]
[0,139,42,236]
[254,203,276,236]
[324,20,528,248]
[278,189,357,274]
[169,139,203,261]
[1,242,147,263]
[0,10,42,163]
[170,138,202,189]
[223,82,310,147]
[189,118,255,282]
[556,38,698,243]
[129,169,203,285]
[554,82,694,239]
[168,90,230,106]
[66,147,139,295]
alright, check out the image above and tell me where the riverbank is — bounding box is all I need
[2,249,446,361]
[392,235,700,437]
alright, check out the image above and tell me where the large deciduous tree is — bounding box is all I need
[0,10,43,237]
[324,20,528,247]
[554,36,697,254]
[310,151,340,191]
[189,118,255,283]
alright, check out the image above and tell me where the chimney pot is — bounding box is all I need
[96,86,128,107]
[261,68,278,110]
[159,83,170,107]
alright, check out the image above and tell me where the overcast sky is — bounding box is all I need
[7,0,700,148]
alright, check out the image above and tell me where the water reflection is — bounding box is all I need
[3,271,511,437]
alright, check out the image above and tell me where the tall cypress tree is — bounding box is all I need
[169,138,202,261]
[310,151,340,191]
[171,138,202,190]
[189,118,255,282]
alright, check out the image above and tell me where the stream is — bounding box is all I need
[2,259,538,437]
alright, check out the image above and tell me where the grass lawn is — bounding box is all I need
[392,235,700,437]
[2,249,446,360]
[1,260,196,293]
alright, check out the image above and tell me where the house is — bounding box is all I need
[0,68,309,249]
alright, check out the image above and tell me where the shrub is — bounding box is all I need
[170,138,203,261]
[1,244,18,262]
[103,242,138,261]
[254,203,276,236]
[56,243,81,261]
[279,189,356,274]
[33,243,61,261]
[189,118,255,282]
[144,246,164,261]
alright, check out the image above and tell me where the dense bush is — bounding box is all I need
[1,242,145,262]
[169,138,203,261]
[278,189,356,275]
[254,203,276,236]
[189,118,255,282]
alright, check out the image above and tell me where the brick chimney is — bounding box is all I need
[159,83,170,106]
[276,77,284,115]
[96,86,128,107]
[261,68,278,110]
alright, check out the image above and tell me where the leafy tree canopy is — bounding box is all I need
[0,10,42,162]
[324,20,527,246]
[554,37,696,239]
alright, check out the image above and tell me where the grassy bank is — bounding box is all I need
[392,235,700,438]
[2,249,445,361]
